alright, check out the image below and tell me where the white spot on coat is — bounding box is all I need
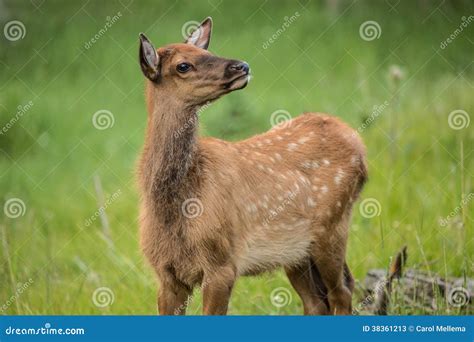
[287,143,298,151]
[298,136,310,144]
[334,168,345,185]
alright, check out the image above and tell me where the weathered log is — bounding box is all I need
[353,246,407,315]
[356,247,473,314]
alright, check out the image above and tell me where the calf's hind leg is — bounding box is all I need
[311,218,353,315]
[285,260,329,315]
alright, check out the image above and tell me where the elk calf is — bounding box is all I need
[137,17,367,315]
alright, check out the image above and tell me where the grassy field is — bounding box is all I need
[0,0,473,315]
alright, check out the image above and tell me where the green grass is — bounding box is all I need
[0,0,473,315]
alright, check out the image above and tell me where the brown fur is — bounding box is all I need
[137,18,367,315]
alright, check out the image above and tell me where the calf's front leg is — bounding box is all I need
[157,270,192,315]
[202,266,236,315]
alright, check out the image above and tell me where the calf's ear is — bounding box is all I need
[185,17,212,50]
[139,33,160,81]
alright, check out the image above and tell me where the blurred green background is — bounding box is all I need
[0,0,473,314]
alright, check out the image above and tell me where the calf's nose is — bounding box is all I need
[228,61,250,74]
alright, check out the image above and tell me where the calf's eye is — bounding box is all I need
[176,63,191,73]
